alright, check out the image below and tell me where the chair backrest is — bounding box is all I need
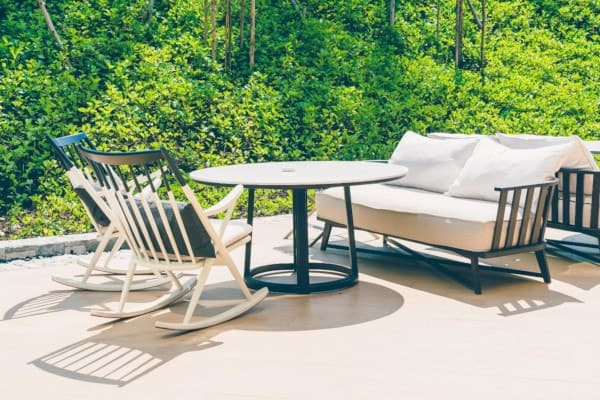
[47,133,112,229]
[77,146,219,264]
[48,132,96,171]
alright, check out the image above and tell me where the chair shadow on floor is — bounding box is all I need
[2,272,171,322]
[288,235,586,317]
[30,279,404,386]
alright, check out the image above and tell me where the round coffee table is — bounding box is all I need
[190,161,407,294]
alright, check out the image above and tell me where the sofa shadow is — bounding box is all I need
[270,236,585,317]
[30,279,403,386]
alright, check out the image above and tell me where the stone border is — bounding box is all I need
[0,233,104,262]
[0,215,298,263]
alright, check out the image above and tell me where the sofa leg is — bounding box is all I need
[535,250,552,283]
[320,222,333,251]
[470,257,482,295]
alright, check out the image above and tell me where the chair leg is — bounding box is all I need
[117,259,137,312]
[470,257,482,295]
[81,231,113,282]
[535,250,552,283]
[222,252,253,299]
[102,235,125,268]
[183,261,213,324]
[320,222,333,251]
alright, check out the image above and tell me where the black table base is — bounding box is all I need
[243,187,358,294]
[245,262,356,294]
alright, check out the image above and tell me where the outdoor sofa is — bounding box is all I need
[316,132,598,293]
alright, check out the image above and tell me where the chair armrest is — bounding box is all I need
[490,179,558,251]
[493,179,559,193]
[205,184,244,217]
[204,184,245,240]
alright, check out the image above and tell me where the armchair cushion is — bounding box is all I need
[73,186,111,228]
[131,200,215,258]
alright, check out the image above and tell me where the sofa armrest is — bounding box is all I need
[493,179,559,193]
[550,168,600,229]
[490,179,558,252]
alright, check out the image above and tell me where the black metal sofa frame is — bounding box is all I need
[547,168,600,263]
[318,180,558,294]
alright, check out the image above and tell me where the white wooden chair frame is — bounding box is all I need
[48,133,169,291]
[79,146,268,330]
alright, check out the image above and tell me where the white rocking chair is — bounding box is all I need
[48,133,169,291]
[77,146,269,330]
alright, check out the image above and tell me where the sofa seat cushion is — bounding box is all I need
[316,184,524,253]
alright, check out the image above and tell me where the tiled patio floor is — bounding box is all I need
[1,215,599,399]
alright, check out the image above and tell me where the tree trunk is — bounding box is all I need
[436,0,441,43]
[203,0,209,44]
[239,0,246,47]
[37,0,65,51]
[211,0,217,61]
[145,0,154,22]
[480,0,486,84]
[455,0,464,68]
[389,0,395,25]
[250,0,255,68]
[225,0,231,68]
[466,0,483,29]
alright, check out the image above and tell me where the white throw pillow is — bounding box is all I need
[446,138,570,202]
[388,131,478,193]
[496,133,597,171]
[496,133,598,195]
[428,132,497,142]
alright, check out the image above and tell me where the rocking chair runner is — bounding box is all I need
[77,146,268,330]
[48,133,170,291]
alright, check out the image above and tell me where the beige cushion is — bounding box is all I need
[427,132,498,142]
[316,184,524,253]
[388,131,478,193]
[496,133,597,170]
[211,219,252,247]
[446,138,568,203]
[496,133,598,195]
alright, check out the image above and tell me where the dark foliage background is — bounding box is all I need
[0,0,598,238]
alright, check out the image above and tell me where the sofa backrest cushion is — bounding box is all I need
[446,138,569,202]
[388,131,478,193]
[496,133,598,195]
[496,133,597,171]
[427,132,499,142]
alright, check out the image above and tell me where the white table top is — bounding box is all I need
[189,161,408,189]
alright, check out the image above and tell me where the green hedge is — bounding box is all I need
[0,0,598,238]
